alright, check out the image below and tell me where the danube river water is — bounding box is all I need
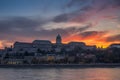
[0,68,120,80]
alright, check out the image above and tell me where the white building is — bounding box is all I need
[13,40,52,53]
[13,42,35,53]
[66,42,86,51]
[109,44,120,48]
[32,40,52,51]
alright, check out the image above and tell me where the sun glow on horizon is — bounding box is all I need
[52,39,119,49]
[0,37,120,49]
[0,41,3,49]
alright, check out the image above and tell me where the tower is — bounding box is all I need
[56,34,62,44]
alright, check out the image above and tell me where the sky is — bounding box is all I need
[0,0,120,48]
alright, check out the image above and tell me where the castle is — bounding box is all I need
[0,34,120,64]
[11,34,96,53]
[13,34,62,53]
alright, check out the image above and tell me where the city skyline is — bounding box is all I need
[0,0,120,48]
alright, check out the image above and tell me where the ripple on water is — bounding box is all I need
[0,68,120,80]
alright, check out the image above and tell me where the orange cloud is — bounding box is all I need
[0,31,120,49]
[0,41,3,49]
[62,31,120,48]
[0,40,13,49]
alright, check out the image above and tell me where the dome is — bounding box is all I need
[57,34,61,39]
[56,34,62,44]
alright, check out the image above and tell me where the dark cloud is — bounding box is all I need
[77,25,91,32]
[53,14,68,23]
[0,17,51,41]
[0,16,52,34]
[79,31,107,38]
[113,0,120,6]
[53,0,120,24]
[92,0,120,12]
[52,12,78,23]
[67,0,120,10]
[106,34,120,42]
[0,17,44,33]
[0,16,91,43]
[66,0,88,8]
[31,24,91,39]
[54,24,92,36]
[80,31,98,37]
[61,0,120,24]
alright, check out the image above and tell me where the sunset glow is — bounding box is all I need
[0,0,120,49]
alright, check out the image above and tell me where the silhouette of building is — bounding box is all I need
[0,34,102,64]
[32,40,52,51]
[109,44,120,48]
[56,34,62,45]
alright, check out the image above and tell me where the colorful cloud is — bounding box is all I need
[0,0,120,48]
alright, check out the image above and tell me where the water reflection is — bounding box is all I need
[0,68,120,80]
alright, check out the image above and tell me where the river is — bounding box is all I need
[0,68,120,80]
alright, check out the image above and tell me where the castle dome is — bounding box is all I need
[56,34,62,44]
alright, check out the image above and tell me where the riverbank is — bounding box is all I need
[0,63,120,68]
